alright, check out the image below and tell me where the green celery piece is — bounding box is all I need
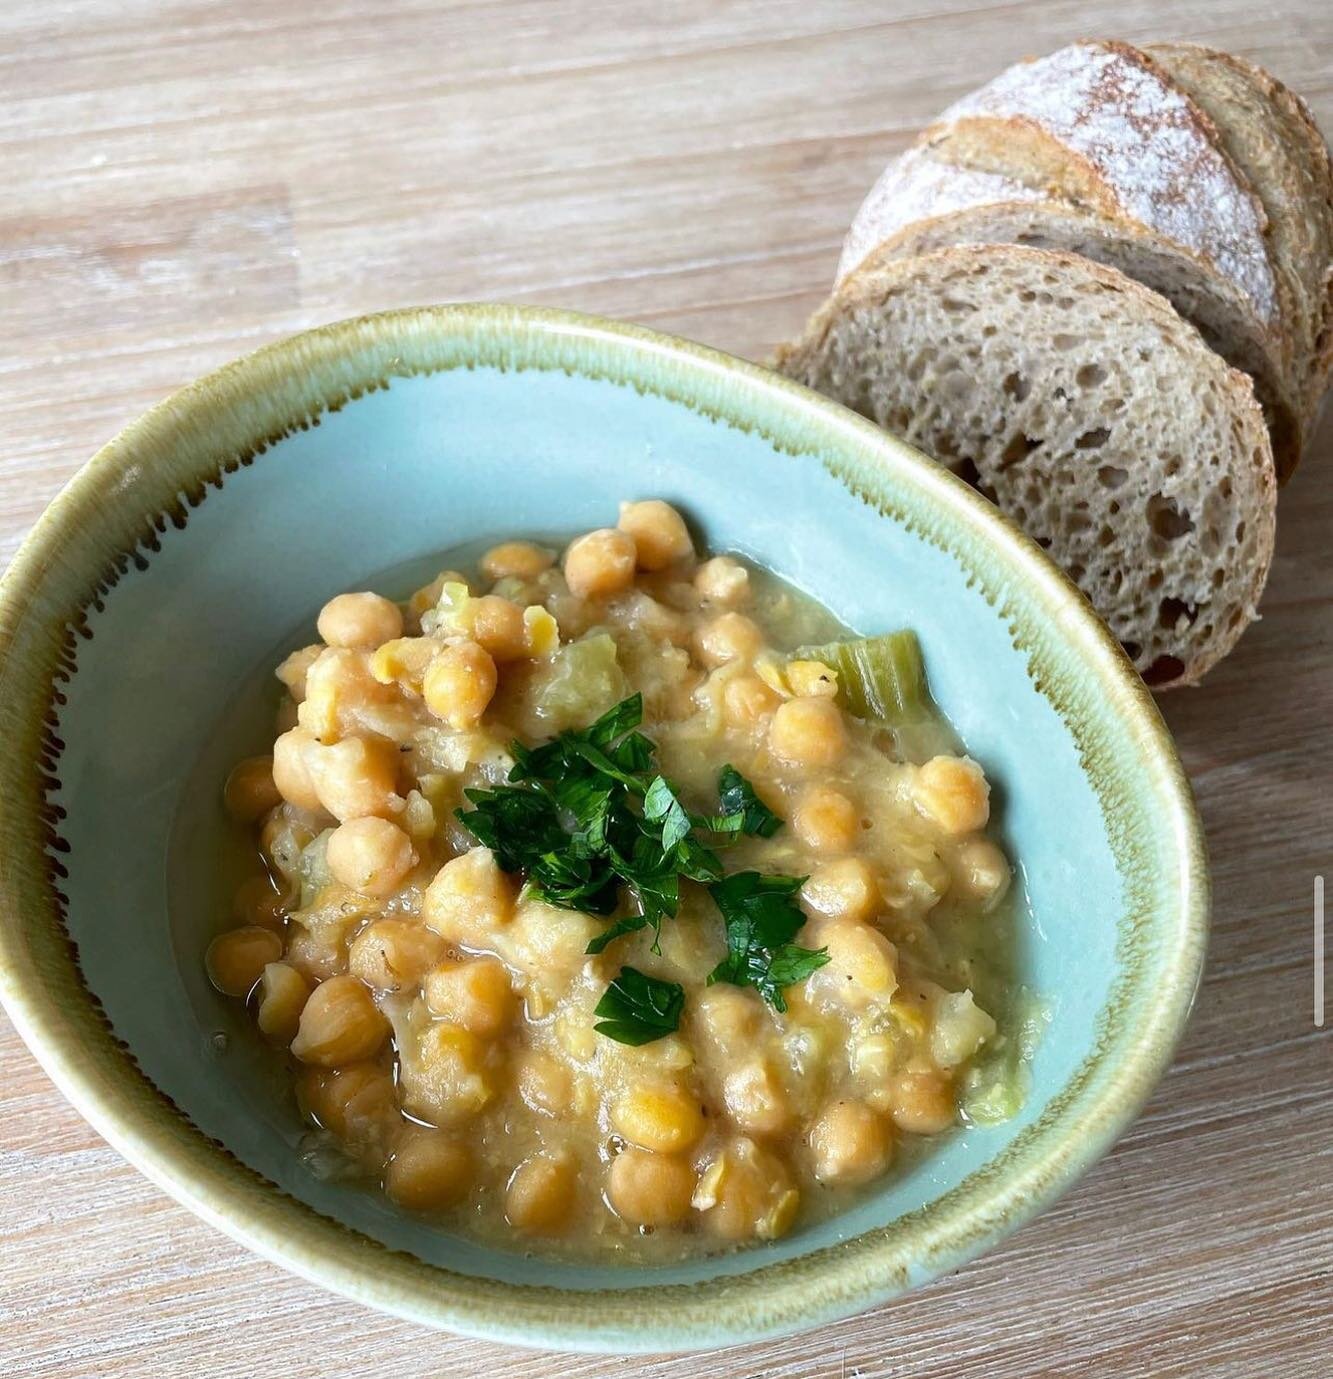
[795,630,930,725]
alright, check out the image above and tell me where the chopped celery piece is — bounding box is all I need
[794,630,930,724]
[527,633,628,733]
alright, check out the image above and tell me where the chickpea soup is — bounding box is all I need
[205,499,1030,1260]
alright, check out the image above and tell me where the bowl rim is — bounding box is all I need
[0,303,1209,1352]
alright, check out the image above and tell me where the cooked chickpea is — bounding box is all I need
[723,673,781,728]
[801,858,881,925]
[694,555,749,605]
[303,1061,399,1164]
[611,1085,706,1154]
[914,756,990,835]
[950,836,1011,908]
[205,926,283,998]
[692,984,761,1053]
[607,1148,695,1227]
[768,696,847,767]
[809,1101,893,1185]
[289,974,389,1065]
[422,848,515,945]
[402,1023,497,1125]
[272,727,323,812]
[481,540,555,581]
[506,1154,576,1234]
[889,1069,957,1135]
[223,755,281,823]
[422,640,497,728]
[306,735,400,822]
[467,595,529,662]
[276,644,322,702]
[255,961,310,1044]
[384,1126,473,1211]
[326,816,417,898]
[515,1050,574,1116]
[807,919,898,1009]
[562,528,637,599]
[617,500,694,571]
[317,591,404,649]
[348,919,444,993]
[695,1138,798,1242]
[722,1060,794,1138]
[369,636,437,695]
[792,785,859,853]
[694,612,764,668]
[423,956,514,1034]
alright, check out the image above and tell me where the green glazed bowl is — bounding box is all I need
[0,305,1207,1352]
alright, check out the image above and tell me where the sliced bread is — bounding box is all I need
[775,245,1276,688]
[1145,42,1333,427]
[837,146,1301,474]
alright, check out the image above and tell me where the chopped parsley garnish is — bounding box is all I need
[454,693,826,1042]
[592,966,685,1046]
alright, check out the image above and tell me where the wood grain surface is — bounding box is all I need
[2,3,1330,1375]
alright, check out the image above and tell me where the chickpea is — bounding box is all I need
[369,636,437,695]
[422,848,515,945]
[401,1023,497,1125]
[423,956,514,1034]
[914,756,990,835]
[692,984,762,1054]
[515,1050,574,1116]
[889,1069,957,1135]
[505,1154,576,1234]
[809,1100,893,1185]
[306,735,401,822]
[801,858,881,925]
[768,696,847,767]
[231,874,287,928]
[950,836,1011,909]
[607,1147,695,1227]
[722,1060,794,1138]
[562,528,637,599]
[467,595,529,662]
[255,961,311,1044]
[694,1138,798,1242]
[792,785,859,854]
[480,540,555,582]
[272,727,323,812]
[723,674,781,729]
[205,925,283,998]
[807,919,898,1010]
[694,555,750,605]
[617,500,694,571]
[317,591,404,649]
[276,644,322,702]
[348,919,444,994]
[302,1062,399,1165]
[611,1085,706,1154]
[326,816,417,898]
[422,640,497,728]
[290,974,389,1066]
[694,612,764,668]
[223,755,281,823]
[384,1126,473,1211]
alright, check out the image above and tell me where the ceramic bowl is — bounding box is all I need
[0,305,1207,1352]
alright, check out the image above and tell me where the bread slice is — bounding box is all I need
[1145,43,1333,429]
[837,146,1301,475]
[775,246,1276,689]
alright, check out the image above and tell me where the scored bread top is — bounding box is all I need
[775,244,1276,688]
[929,41,1280,330]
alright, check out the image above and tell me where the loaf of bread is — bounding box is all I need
[775,246,1276,689]
[837,40,1333,480]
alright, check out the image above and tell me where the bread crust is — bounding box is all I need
[776,245,1276,688]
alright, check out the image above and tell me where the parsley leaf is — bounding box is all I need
[643,775,694,852]
[716,764,784,838]
[592,966,685,1045]
[707,870,828,1011]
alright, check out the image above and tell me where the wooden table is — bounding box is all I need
[3,3,1330,1374]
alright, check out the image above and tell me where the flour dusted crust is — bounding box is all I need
[929,41,1281,331]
